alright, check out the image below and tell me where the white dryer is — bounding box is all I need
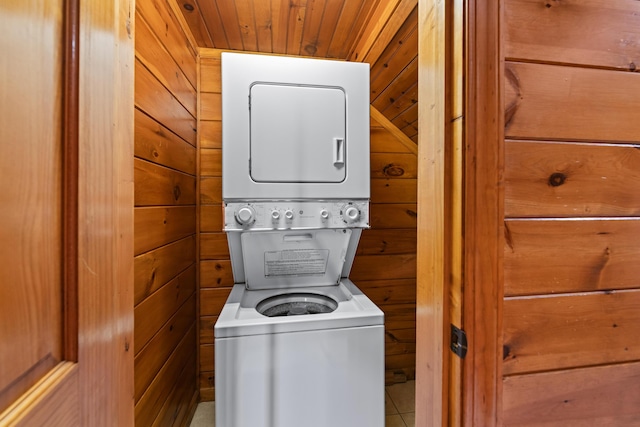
[214,53,384,427]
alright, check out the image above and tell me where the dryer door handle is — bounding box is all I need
[333,137,345,166]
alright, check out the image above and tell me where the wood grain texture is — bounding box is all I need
[200,177,222,204]
[199,120,222,149]
[504,289,640,376]
[200,316,218,344]
[371,153,418,179]
[200,233,229,260]
[133,4,197,423]
[200,288,233,316]
[351,254,416,281]
[135,59,197,146]
[136,0,197,87]
[370,203,417,229]
[370,125,413,154]
[0,0,64,411]
[200,261,234,288]
[461,0,503,425]
[357,229,417,255]
[371,179,417,204]
[136,14,197,116]
[505,219,640,296]
[357,278,417,305]
[505,141,640,218]
[134,294,196,400]
[134,206,196,256]
[134,235,196,306]
[200,148,222,177]
[505,62,640,143]
[134,265,196,354]
[505,0,640,71]
[200,92,222,121]
[134,326,196,426]
[135,109,197,171]
[1,364,79,427]
[200,205,224,232]
[134,159,196,206]
[416,0,447,424]
[503,361,640,425]
[199,57,221,93]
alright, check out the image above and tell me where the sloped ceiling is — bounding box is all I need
[175,0,419,144]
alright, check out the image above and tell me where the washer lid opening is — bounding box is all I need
[257,293,338,317]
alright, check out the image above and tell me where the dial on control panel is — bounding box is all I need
[235,205,256,225]
[342,206,360,222]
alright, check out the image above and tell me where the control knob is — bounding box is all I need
[235,205,256,226]
[284,209,294,220]
[271,210,280,220]
[320,209,329,220]
[343,206,360,222]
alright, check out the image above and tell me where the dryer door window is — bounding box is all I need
[249,83,346,183]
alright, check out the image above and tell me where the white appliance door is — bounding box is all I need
[249,83,346,183]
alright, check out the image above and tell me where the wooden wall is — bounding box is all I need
[198,49,417,400]
[501,0,640,424]
[133,0,198,425]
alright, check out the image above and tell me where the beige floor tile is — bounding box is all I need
[385,390,399,415]
[386,380,415,413]
[401,412,415,427]
[386,414,407,427]
[189,401,215,427]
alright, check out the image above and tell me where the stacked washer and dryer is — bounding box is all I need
[214,52,384,427]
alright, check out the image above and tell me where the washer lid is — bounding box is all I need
[240,229,352,290]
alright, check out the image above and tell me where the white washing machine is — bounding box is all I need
[214,53,384,427]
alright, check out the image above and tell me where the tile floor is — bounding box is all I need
[189,380,415,427]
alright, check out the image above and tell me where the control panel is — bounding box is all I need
[224,201,370,231]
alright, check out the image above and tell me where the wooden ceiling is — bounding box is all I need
[176,0,419,144]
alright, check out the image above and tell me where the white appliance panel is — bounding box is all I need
[222,52,370,200]
[240,229,350,290]
[215,325,384,427]
[250,84,346,183]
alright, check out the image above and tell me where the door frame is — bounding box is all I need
[416,0,503,425]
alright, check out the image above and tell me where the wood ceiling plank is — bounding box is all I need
[381,82,418,121]
[286,0,308,55]
[370,9,418,92]
[371,55,417,104]
[341,0,381,59]
[326,0,369,58]
[253,0,274,52]
[348,0,401,62]
[195,0,229,48]
[270,0,289,54]
[214,0,244,49]
[363,0,416,65]
[235,0,258,52]
[299,0,328,56]
[176,0,213,47]
[313,0,344,57]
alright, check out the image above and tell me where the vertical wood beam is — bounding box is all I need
[463,0,503,425]
[416,0,449,425]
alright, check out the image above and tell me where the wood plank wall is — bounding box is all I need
[134,1,198,425]
[501,0,640,424]
[198,49,417,400]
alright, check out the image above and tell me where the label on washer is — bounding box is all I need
[264,249,329,277]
